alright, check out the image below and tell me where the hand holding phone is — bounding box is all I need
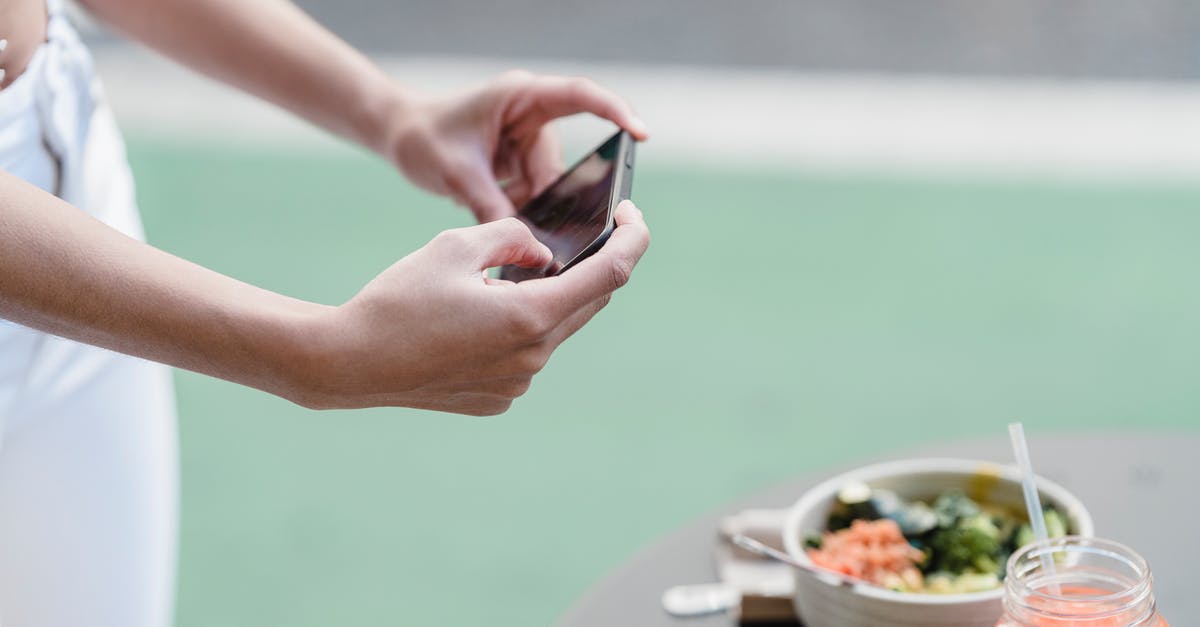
[500,130,636,282]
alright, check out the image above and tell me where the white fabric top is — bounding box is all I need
[0,0,147,422]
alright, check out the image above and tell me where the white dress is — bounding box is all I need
[0,2,177,625]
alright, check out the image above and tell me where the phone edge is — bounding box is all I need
[556,130,635,276]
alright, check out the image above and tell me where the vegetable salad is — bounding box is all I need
[804,482,1068,594]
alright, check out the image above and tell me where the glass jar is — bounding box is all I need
[996,536,1167,627]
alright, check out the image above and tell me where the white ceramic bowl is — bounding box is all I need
[781,458,1093,627]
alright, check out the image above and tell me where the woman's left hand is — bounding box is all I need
[382,70,648,223]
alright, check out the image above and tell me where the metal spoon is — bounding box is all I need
[725,533,868,589]
[662,534,868,618]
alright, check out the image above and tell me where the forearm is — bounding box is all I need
[79,0,408,154]
[0,170,651,415]
[0,171,327,402]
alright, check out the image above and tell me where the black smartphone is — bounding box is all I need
[499,130,636,282]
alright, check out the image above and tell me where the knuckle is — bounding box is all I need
[433,227,471,251]
[566,76,595,99]
[495,216,527,238]
[443,155,475,186]
[608,255,635,290]
[508,304,552,340]
[499,68,534,83]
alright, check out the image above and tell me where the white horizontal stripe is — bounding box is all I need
[92,45,1200,181]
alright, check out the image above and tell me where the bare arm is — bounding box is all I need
[30,0,655,413]
[78,0,405,154]
[0,169,320,401]
[0,170,651,413]
[77,0,649,221]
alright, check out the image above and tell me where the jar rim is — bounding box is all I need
[1005,535,1155,621]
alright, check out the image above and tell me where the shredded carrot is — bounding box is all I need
[806,519,926,590]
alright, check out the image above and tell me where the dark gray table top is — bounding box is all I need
[556,432,1197,626]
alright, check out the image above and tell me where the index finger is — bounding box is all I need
[521,200,650,319]
[508,76,650,141]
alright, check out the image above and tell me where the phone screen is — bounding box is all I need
[501,132,627,282]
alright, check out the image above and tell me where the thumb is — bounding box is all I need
[436,218,552,272]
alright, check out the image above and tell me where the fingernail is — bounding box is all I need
[0,69,6,85]
[631,116,649,137]
[0,39,8,53]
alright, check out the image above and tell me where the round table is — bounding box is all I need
[556,432,1197,626]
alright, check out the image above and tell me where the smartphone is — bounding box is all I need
[499,130,636,282]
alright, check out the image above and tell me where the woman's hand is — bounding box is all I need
[290,201,649,414]
[76,0,646,222]
[383,70,649,223]
[0,171,646,418]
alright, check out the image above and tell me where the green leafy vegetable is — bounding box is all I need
[817,487,1074,593]
[927,524,1001,574]
[1013,506,1068,550]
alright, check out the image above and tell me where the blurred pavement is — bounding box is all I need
[94,47,1200,182]
[291,0,1200,81]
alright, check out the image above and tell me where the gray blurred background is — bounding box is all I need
[289,0,1200,80]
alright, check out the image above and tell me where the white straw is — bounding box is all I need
[1008,422,1060,594]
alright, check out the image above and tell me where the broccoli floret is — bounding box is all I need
[928,525,1001,574]
[961,514,1002,541]
[973,553,1000,575]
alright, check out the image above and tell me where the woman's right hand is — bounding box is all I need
[289,200,649,414]
[0,170,644,416]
